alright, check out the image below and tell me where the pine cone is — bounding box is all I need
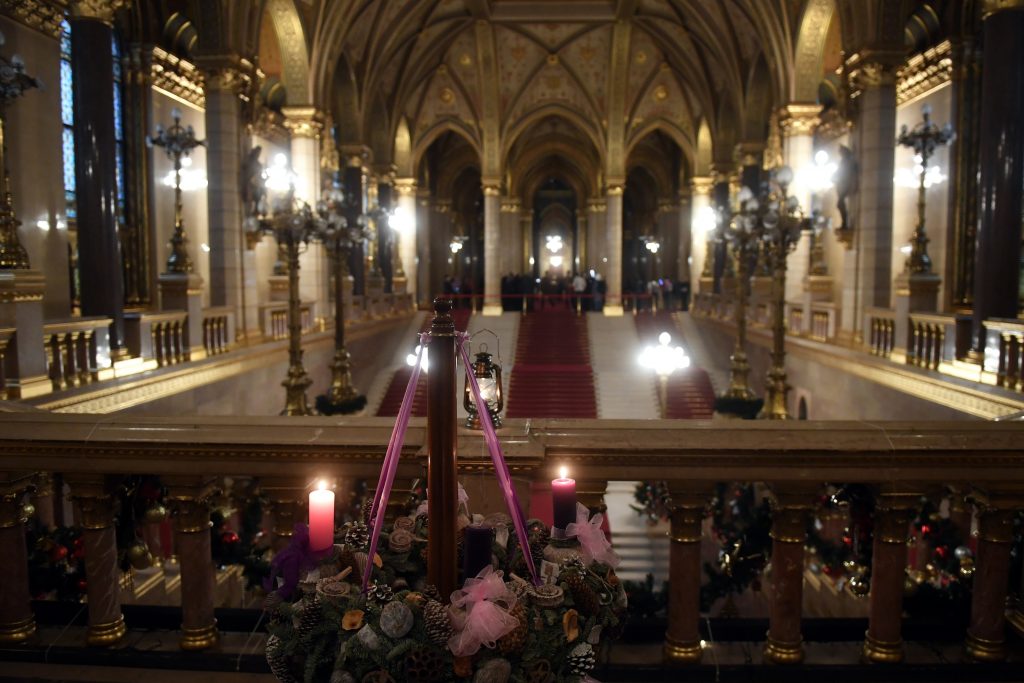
[567,642,596,676]
[345,521,370,551]
[422,584,441,602]
[336,547,358,575]
[404,645,445,683]
[266,634,299,683]
[498,602,528,654]
[563,571,599,616]
[296,595,321,641]
[361,499,374,524]
[423,600,453,646]
[367,581,393,604]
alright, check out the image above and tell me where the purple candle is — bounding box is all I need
[463,524,493,579]
[552,466,577,530]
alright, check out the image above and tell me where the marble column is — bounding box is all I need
[863,493,918,663]
[850,60,899,340]
[199,64,247,325]
[167,479,218,650]
[604,185,624,315]
[521,208,535,274]
[0,479,35,643]
[656,199,678,282]
[586,199,606,274]
[965,496,1020,661]
[415,188,431,305]
[69,1,128,357]
[971,4,1024,352]
[779,106,820,303]
[482,184,501,315]
[763,489,812,664]
[69,482,125,646]
[376,178,394,294]
[342,156,367,296]
[395,179,417,299]
[690,177,714,297]
[283,107,327,319]
[500,198,522,282]
[676,192,692,302]
[664,485,706,663]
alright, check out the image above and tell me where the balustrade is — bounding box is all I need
[200,307,235,356]
[786,302,803,337]
[907,313,954,371]
[41,318,109,390]
[986,319,1024,392]
[866,308,896,358]
[0,416,1020,667]
[260,302,314,341]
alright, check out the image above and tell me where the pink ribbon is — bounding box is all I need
[565,502,620,568]
[458,334,540,585]
[447,566,518,656]
[363,337,427,591]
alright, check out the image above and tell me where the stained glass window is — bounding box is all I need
[112,35,126,217]
[60,20,75,219]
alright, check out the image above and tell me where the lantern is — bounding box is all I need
[463,347,503,429]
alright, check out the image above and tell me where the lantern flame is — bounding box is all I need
[559,466,568,480]
[317,480,327,491]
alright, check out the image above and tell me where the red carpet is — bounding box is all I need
[506,311,597,418]
[634,311,716,419]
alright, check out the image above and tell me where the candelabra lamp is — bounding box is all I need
[714,187,764,419]
[0,31,39,270]
[313,183,369,415]
[463,344,503,429]
[756,166,805,420]
[148,108,205,273]
[252,188,325,415]
[897,104,954,275]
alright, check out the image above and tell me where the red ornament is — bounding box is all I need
[920,524,932,536]
[220,531,240,545]
[50,545,68,562]
[822,565,834,576]
[72,538,83,549]
[842,535,852,546]
[76,578,88,592]
[934,546,948,560]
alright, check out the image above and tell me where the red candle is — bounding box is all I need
[308,481,335,552]
[552,466,577,530]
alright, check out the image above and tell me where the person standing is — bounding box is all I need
[572,271,587,313]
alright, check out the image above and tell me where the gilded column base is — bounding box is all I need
[763,633,803,664]
[180,620,219,650]
[0,616,37,643]
[87,615,126,646]
[965,631,1006,662]
[664,636,703,663]
[862,631,903,663]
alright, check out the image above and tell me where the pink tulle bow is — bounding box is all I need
[447,566,518,657]
[565,502,621,568]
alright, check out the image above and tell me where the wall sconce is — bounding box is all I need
[463,345,503,429]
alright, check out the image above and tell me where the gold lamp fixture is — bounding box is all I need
[463,342,503,430]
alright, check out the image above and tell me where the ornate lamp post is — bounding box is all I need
[716,188,764,418]
[313,183,369,414]
[148,108,205,273]
[897,104,955,274]
[756,167,805,420]
[0,31,39,269]
[251,169,324,416]
[639,332,691,418]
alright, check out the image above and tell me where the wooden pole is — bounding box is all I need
[427,298,458,599]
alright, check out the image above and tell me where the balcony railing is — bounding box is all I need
[987,318,1024,392]
[41,317,110,390]
[0,416,1022,672]
[200,306,235,357]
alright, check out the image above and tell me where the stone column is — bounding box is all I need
[482,184,501,315]
[604,185,624,315]
[283,107,327,321]
[375,176,395,294]
[500,198,522,284]
[779,106,819,304]
[849,58,900,340]
[863,493,918,663]
[656,199,678,282]
[167,478,218,650]
[69,0,128,357]
[690,177,714,297]
[69,480,125,646]
[763,488,812,664]
[676,192,692,306]
[415,188,431,305]
[0,477,35,643]
[199,64,247,324]
[395,179,418,299]
[971,3,1024,353]
[522,208,535,274]
[586,199,606,274]
[965,494,1021,661]
[711,169,733,294]
[664,485,706,663]
[342,153,368,296]
[575,210,587,274]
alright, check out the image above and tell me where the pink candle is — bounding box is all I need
[552,466,577,530]
[308,481,335,552]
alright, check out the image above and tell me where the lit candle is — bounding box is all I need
[308,480,335,552]
[552,466,577,530]
[463,524,493,579]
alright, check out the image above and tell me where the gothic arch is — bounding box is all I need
[331,54,361,145]
[263,0,311,105]
[412,120,482,176]
[502,104,607,169]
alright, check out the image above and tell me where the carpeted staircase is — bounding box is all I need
[634,311,716,419]
[506,311,597,418]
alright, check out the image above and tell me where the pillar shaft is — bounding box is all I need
[168,480,218,650]
[344,162,367,296]
[966,500,1019,661]
[396,180,417,298]
[664,486,705,663]
[71,488,125,646]
[605,187,624,314]
[70,15,125,353]
[863,494,917,662]
[0,482,35,643]
[971,7,1024,351]
[690,178,713,296]
[482,185,501,315]
[764,488,813,664]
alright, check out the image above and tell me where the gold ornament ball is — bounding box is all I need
[847,573,869,598]
[144,505,168,523]
[21,503,35,519]
[958,556,975,579]
[128,542,154,570]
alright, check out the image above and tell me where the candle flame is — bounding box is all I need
[559,466,568,480]
[317,480,327,491]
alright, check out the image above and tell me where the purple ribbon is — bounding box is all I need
[363,337,427,591]
[457,333,540,585]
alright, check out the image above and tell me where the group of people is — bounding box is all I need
[625,277,690,312]
[499,270,607,311]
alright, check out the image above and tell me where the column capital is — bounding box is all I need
[690,176,714,196]
[69,0,130,25]
[778,103,822,137]
[983,0,1024,18]
[606,184,624,197]
[394,178,417,196]
[282,106,323,139]
[500,198,521,213]
[482,184,501,196]
[845,51,902,96]
[736,141,765,167]
[340,145,372,169]
[195,57,254,94]
[165,477,218,534]
[587,198,607,212]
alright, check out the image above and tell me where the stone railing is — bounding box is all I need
[0,415,1022,667]
[785,301,803,336]
[259,302,314,341]
[200,307,235,356]
[907,312,955,371]
[985,318,1024,392]
[808,302,837,342]
[865,307,897,358]
[124,311,189,368]
[41,317,111,390]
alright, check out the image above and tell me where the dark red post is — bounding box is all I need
[427,298,458,599]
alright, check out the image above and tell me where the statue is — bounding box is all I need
[241,145,265,219]
[834,145,856,233]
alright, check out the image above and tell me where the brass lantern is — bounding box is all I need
[464,346,503,429]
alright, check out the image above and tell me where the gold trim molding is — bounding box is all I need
[151,47,204,109]
[897,40,953,105]
[69,0,128,24]
[778,103,821,138]
[282,106,323,139]
[3,0,65,38]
